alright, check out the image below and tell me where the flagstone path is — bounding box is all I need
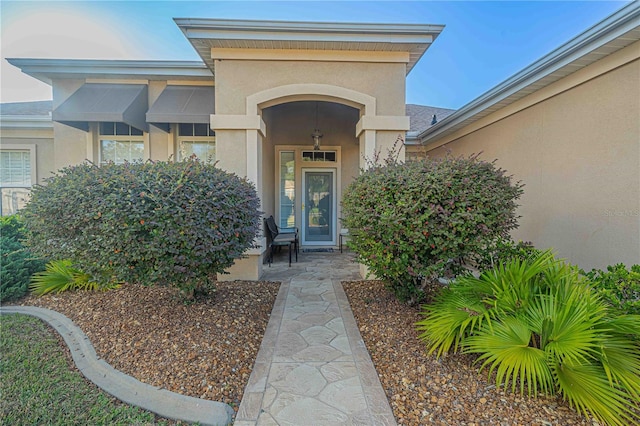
[235,251,396,425]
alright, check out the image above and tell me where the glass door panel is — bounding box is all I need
[303,170,334,244]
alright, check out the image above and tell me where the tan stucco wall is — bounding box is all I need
[148,80,170,161]
[425,56,640,270]
[213,59,407,177]
[212,57,409,278]
[52,79,88,169]
[215,60,406,115]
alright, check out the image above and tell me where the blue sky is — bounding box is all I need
[1,1,629,109]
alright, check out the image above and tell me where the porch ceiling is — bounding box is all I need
[174,18,444,76]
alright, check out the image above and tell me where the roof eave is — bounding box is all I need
[0,115,53,129]
[6,58,213,85]
[175,18,444,76]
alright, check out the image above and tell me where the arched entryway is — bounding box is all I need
[211,83,409,279]
[262,100,360,247]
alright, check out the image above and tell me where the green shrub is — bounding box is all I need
[0,216,45,302]
[472,237,542,271]
[583,264,640,315]
[30,260,119,295]
[417,251,640,426]
[22,159,261,297]
[341,153,523,304]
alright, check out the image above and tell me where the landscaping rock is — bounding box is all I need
[342,280,593,426]
[17,281,280,412]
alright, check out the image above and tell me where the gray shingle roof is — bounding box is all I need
[0,101,52,116]
[406,104,456,133]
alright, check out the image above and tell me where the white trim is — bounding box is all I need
[211,48,410,64]
[175,17,443,35]
[355,115,410,136]
[167,80,215,86]
[176,18,443,76]
[301,167,338,246]
[0,115,52,129]
[176,137,216,163]
[98,123,146,165]
[0,144,37,185]
[210,115,266,136]
[246,83,375,115]
[6,58,213,85]
[277,150,296,229]
[275,145,342,245]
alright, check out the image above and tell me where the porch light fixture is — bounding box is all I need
[311,102,323,150]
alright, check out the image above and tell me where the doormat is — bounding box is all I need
[302,248,334,253]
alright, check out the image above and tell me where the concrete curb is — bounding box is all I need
[1,306,234,426]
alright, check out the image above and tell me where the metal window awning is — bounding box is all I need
[53,83,148,132]
[146,85,215,132]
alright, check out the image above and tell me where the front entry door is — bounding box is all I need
[302,169,336,245]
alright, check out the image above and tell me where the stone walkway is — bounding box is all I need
[235,251,396,425]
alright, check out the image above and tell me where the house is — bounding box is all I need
[1,2,638,278]
[2,19,446,280]
[411,2,640,270]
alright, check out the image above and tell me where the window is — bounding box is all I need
[99,122,144,165]
[177,123,216,163]
[1,150,33,216]
[279,151,295,228]
[302,150,336,162]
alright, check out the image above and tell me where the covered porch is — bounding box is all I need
[175,18,444,279]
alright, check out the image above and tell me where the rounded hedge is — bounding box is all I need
[22,159,261,295]
[341,155,523,304]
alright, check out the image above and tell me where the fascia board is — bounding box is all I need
[174,18,444,37]
[0,115,53,129]
[6,59,212,85]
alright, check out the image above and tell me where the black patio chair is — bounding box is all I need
[265,215,299,267]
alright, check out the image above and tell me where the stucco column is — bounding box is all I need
[355,114,410,278]
[211,114,268,280]
[355,115,410,170]
[358,130,377,170]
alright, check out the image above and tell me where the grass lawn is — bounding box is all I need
[0,313,167,425]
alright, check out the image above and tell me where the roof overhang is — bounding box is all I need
[0,115,53,130]
[419,1,640,145]
[174,18,444,76]
[146,85,215,132]
[5,59,213,85]
[53,83,148,131]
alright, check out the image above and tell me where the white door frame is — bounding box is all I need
[301,167,337,246]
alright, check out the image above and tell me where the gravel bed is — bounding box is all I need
[12,278,598,425]
[16,281,280,412]
[342,280,594,426]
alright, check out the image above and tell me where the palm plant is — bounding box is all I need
[417,251,640,426]
[30,259,119,295]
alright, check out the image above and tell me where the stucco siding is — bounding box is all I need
[214,60,406,116]
[148,80,170,161]
[426,59,640,270]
